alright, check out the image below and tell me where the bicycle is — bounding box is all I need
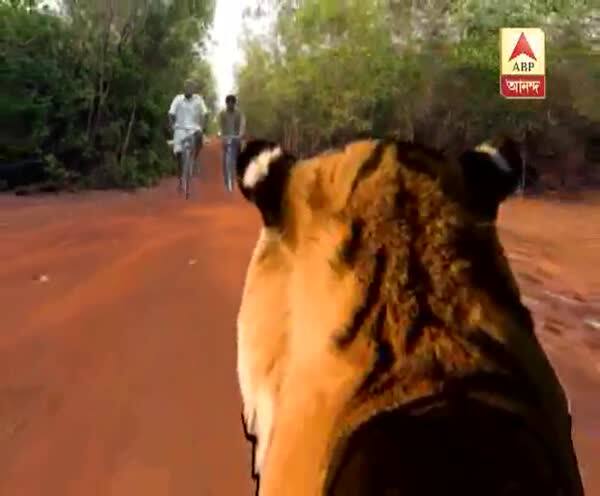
[179,132,198,200]
[222,134,241,192]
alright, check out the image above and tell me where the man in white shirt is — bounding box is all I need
[168,79,208,192]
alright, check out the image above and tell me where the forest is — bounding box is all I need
[1,0,217,190]
[1,0,599,191]
[236,0,599,191]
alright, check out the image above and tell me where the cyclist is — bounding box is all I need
[218,94,246,191]
[168,79,209,193]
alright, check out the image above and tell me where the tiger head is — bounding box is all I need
[236,137,528,357]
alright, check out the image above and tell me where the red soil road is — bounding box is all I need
[0,141,599,495]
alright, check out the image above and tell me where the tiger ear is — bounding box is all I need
[458,137,523,218]
[236,139,297,227]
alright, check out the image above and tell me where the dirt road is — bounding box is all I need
[1,142,599,495]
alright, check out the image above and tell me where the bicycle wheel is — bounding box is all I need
[186,152,193,199]
[225,150,231,192]
[181,146,189,199]
[225,145,234,192]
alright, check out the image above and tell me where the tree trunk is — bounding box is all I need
[90,3,115,143]
[119,102,137,167]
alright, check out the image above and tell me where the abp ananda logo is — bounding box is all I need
[500,28,546,99]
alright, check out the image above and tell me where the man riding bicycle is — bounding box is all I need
[218,94,246,192]
[168,79,209,193]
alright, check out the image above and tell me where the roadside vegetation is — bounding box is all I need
[236,0,600,191]
[1,0,216,191]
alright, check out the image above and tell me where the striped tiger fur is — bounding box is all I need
[235,137,584,496]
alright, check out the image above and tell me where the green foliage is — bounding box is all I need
[0,0,216,189]
[236,0,599,161]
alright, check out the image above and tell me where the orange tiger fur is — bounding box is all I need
[235,137,584,496]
